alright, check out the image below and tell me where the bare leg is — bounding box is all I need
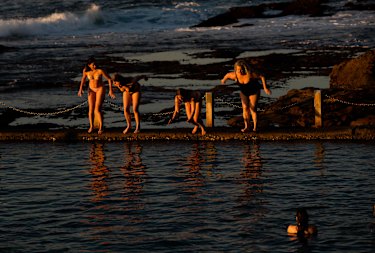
[249,92,259,132]
[240,92,251,132]
[123,92,132,134]
[87,90,96,133]
[132,92,141,134]
[95,87,105,134]
[192,102,206,135]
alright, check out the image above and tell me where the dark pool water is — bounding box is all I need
[1,141,374,252]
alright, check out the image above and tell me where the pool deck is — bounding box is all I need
[0,127,374,142]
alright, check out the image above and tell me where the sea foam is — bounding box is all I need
[0,4,103,38]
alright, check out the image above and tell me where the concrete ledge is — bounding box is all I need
[1,127,374,142]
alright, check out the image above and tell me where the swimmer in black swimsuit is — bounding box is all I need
[113,73,147,134]
[221,60,271,132]
[168,88,206,136]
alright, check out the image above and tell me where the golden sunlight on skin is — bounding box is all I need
[168,90,206,136]
[78,58,115,134]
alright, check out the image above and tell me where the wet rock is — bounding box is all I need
[228,87,375,129]
[330,50,375,90]
[193,0,328,27]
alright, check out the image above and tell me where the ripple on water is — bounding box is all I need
[1,141,374,252]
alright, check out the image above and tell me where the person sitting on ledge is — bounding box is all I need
[221,60,271,132]
[168,88,206,136]
[287,207,318,237]
[112,73,148,134]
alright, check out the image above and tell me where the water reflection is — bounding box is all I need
[120,142,147,205]
[239,142,263,199]
[179,142,218,199]
[237,142,265,226]
[89,143,110,202]
[314,142,326,175]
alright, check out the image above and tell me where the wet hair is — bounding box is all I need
[113,73,133,84]
[296,208,309,236]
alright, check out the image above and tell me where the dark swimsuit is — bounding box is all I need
[182,90,203,103]
[236,72,263,96]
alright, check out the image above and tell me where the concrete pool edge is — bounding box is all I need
[0,127,374,142]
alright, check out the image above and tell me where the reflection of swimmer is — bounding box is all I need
[120,142,147,201]
[287,208,318,237]
[89,143,109,202]
[241,143,262,179]
[238,143,263,206]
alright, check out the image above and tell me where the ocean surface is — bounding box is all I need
[0,0,374,129]
[0,3,375,251]
[1,141,375,252]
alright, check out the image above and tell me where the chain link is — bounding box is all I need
[0,101,88,116]
[2,93,372,119]
[324,94,375,107]
[104,100,174,116]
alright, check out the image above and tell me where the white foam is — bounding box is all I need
[0,4,103,38]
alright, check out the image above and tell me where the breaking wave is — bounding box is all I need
[0,4,103,38]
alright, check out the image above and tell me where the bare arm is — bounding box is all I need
[260,75,271,95]
[168,96,181,124]
[100,69,115,99]
[78,70,87,97]
[221,72,236,84]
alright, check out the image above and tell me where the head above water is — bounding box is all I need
[296,208,309,228]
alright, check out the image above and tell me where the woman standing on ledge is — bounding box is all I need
[168,88,206,136]
[221,60,271,132]
[113,73,148,134]
[78,57,115,134]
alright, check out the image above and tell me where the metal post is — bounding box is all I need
[314,90,322,128]
[205,92,214,128]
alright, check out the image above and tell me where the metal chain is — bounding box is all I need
[324,94,375,107]
[215,97,242,109]
[104,100,174,116]
[0,101,88,116]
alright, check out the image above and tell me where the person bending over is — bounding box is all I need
[221,60,271,132]
[113,73,148,134]
[168,88,206,136]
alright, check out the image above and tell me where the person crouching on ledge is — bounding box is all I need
[168,88,206,136]
[112,73,148,134]
[287,208,318,237]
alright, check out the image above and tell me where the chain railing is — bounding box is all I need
[1,91,374,128]
[0,101,88,116]
[324,94,375,107]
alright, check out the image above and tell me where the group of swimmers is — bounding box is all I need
[78,57,272,135]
